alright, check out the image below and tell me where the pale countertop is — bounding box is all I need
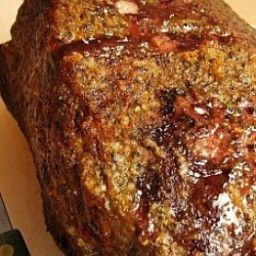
[0,1,255,255]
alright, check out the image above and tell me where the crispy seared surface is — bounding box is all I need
[0,0,256,255]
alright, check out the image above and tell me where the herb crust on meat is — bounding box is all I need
[0,0,256,255]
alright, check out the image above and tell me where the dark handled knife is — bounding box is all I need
[0,193,30,256]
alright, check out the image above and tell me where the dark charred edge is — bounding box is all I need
[0,43,28,140]
[0,44,15,117]
[42,191,103,256]
[42,193,84,256]
[10,0,54,47]
[0,43,98,256]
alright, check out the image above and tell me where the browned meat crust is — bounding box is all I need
[1,0,256,255]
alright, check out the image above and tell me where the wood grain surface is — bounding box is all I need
[0,1,255,255]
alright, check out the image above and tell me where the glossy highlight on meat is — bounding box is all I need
[0,0,256,255]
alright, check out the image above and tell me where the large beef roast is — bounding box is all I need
[0,0,256,255]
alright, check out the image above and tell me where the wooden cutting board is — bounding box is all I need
[0,1,255,255]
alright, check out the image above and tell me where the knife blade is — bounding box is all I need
[0,194,12,234]
[0,193,30,256]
